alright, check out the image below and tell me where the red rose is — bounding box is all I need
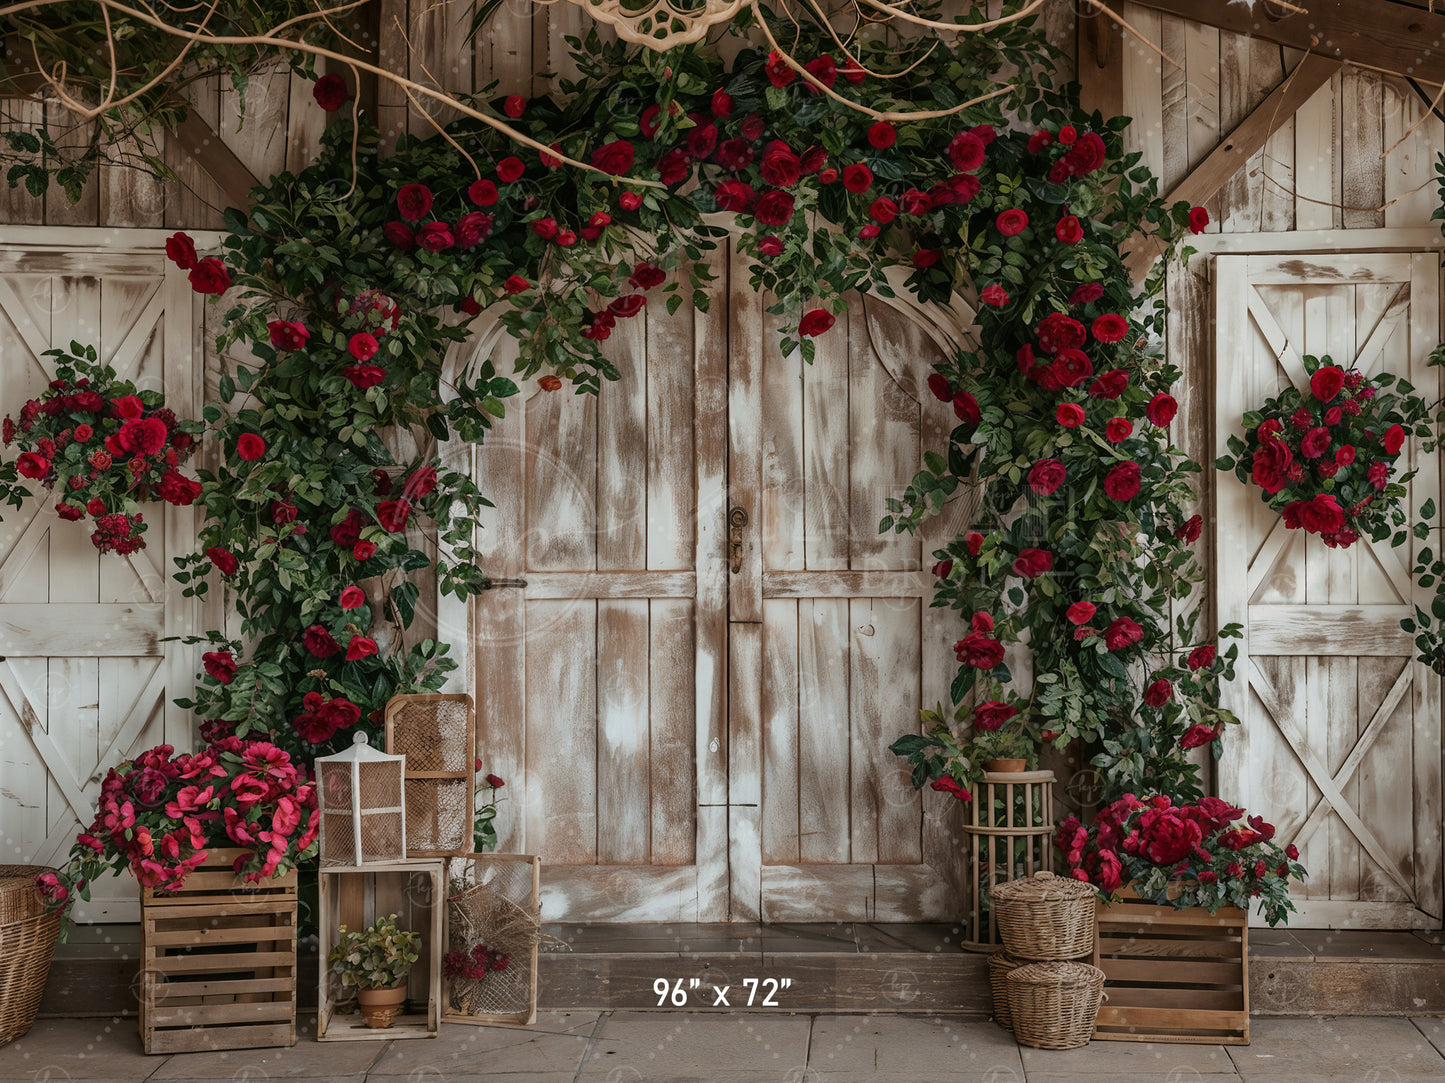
[927,373,951,402]
[504,275,530,295]
[760,141,801,188]
[1286,493,1345,535]
[1028,130,1054,153]
[1188,205,1209,234]
[1059,126,1078,145]
[971,612,993,634]
[330,511,364,548]
[1055,215,1083,244]
[236,433,266,461]
[377,499,411,532]
[1092,314,1128,343]
[1310,365,1345,403]
[1037,312,1086,354]
[607,294,646,319]
[867,121,897,149]
[271,499,297,524]
[396,183,433,222]
[1176,514,1203,542]
[715,180,756,212]
[1105,417,1132,443]
[869,197,898,224]
[1300,426,1331,459]
[164,232,198,269]
[1066,601,1095,625]
[497,157,524,183]
[203,651,237,684]
[504,94,525,118]
[345,332,379,362]
[1089,369,1129,399]
[899,189,932,216]
[716,138,754,171]
[1104,617,1143,651]
[972,701,1017,732]
[54,502,80,521]
[953,391,980,424]
[188,257,230,295]
[1070,282,1104,305]
[629,263,666,290]
[1104,461,1141,500]
[156,469,201,506]
[485,773,506,789]
[804,144,829,172]
[468,179,499,207]
[1383,423,1406,455]
[353,539,377,560]
[1054,349,1093,387]
[954,631,1005,669]
[303,625,341,659]
[1012,547,1053,577]
[312,73,349,111]
[841,163,873,193]
[530,217,559,240]
[932,559,953,579]
[454,211,493,249]
[1028,458,1066,496]
[1336,444,1356,465]
[417,222,454,252]
[803,55,836,92]
[583,312,615,341]
[1251,439,1293,495]
[753,190,795,226]
[1057,403,1085,428]
[346,636,379,662]
[1187,644,1216,670]
[946,130,986,172]
[206,546,239,576]
[1143,678,1173,708]
[1137,809,1203,865]
[799,309,835,338]
[1146,393,1177,427]
[73,423,92,442]
[930,776,971,802]
[619,191,643,211]
[344,366,386,390]
[383,221,414,249]
[996,209,1028,236]
[86,497,106,516]
[268,320,309,351]
[841,57,866,84]
[119,417,167,455]
[758,235,784,258]
[765,50,796,87]
[965,531,984,556]
[591,140,635,176]
[740,114,766,140]
[711,88,733,118]
[980,284,1008,307]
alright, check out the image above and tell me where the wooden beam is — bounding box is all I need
[1123,52,1341,280]
[169,112,262,211]
[1127,0,1445,85]
[1077,7,1124,118]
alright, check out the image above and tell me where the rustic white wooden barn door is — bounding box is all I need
[1215,251,1443,929]
[471,259,730,922]
[728,277,969,922]
[0,234,200,922]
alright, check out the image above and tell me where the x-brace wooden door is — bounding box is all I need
[1215,251,1442,929]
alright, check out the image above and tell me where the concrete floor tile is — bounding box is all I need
[1227,1016,1445,1079]
[1024,1076,1240,1083]
[0,1020,152,1079]
[367,1014,598,1076]
[807,1015,1020,1075]
[585,1011,809,1076]
[1020,1039,1236,1075]
[1412,1017,1445,1058]
[148,1038,382,1080]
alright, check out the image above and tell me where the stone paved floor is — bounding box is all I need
[4,1015,1445,1083]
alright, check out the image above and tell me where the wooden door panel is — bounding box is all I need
[0,245,199,923]
[1215,252,1442,928]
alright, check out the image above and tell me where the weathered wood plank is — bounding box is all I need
[761,599,800,865]
[597,313,646,570]
[797,598,850,865]
[803,310,849,571]
[646,283,695,570]
[525,598,597,864]
[650,598,695,866]
[597,599,650,865]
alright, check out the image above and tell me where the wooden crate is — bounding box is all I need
[1092,887,1249,1045]
[317,861,443,1041]
[139,847,297,1054]
[442,854,540,1026]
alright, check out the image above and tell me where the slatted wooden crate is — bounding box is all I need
[317,861,444,1041]
[139,847,297,1054]
[442,854,541,1026]
[1092,886,1249,1045]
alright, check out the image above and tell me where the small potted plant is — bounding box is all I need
[890,698,1037,800]
[328,913,422,1029]
[973,727,1036,774]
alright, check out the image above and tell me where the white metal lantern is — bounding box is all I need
[316,732,407,866]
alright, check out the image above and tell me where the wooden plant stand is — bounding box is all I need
[1092,886,1249,1045]
[961,770,1055,950]
[139,848,298,1054]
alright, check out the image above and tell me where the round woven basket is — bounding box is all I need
[1005,961,1105,1050]
[0,866,63,1049]
[991,871,1096,960]
[986,951,1024,1031]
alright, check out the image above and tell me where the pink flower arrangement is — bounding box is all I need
[37,737,320,913]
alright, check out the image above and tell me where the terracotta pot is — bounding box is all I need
[356,983,407,1029]
[984,758,1027,773]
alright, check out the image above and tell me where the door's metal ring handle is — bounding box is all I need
[728,506,749,575]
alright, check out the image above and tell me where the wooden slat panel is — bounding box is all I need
[148,951,296,975]
[597,599,649,865]
[760,865,874,923]
[539,864,699,923]
[1102,958,1245,985]
[525,599,596,863]
[762,322,805,573]
[763,571,931,599]
[1248,606,1411,655]
[0,603,163,655]
[597,312,646,570]
[147,1001,295,1026]
[650,598,694,865]
[522,571,695,599]
[728,241,763,623]
[761,600,800,865]
[848,301,917,571]
[525,384,596,571]
[646,282,695,570]
[802,311,849,570]
[797,599,849,864]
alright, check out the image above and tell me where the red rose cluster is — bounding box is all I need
[1054,793,1305,925]
[37,737,319,909]
[1219,358,1426,549]
[443,942,511,981]
[2,352,201,554]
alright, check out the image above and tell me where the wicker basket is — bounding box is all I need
[0,866,63,1049]
[992,871,1096,960]
[986,951,1024,1031]
[1005,961,1105,1050]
